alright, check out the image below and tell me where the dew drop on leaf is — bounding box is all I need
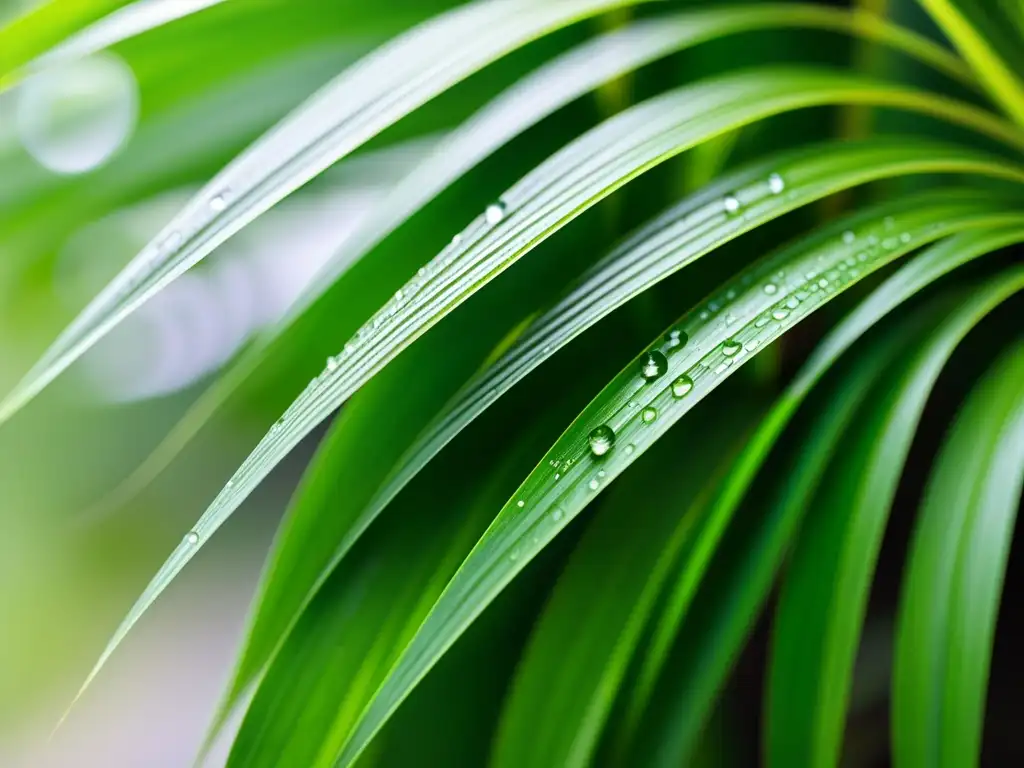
[485,200,506,224]
[640,351,668,381]
[671,375,694,398]
[641,406,658,423]
[185,531,199,545]
[722,339,741,357]
[588,425,616,457]
[842,230,856,245]
[210,189,230,212]
[768,173,785,194]
[665,328,688,350]
[723,194,741,214]
[763,282,778,295]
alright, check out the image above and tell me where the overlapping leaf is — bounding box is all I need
[327,195,1024,765]
[0,0,648,424]
[229,139,1024,722]
[97,2,976,517]
[893,340,1024,768]
[765,267,1024,768]
[69,65,1024,710]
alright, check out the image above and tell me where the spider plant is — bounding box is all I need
[2,0,1023,765]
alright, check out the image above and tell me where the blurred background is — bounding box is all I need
[2,0,1022,765]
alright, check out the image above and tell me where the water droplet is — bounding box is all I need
[641,406,658,423]
[755,314,771,328]
[624,443,635,455]
[699,310,710,321]
[665,328,688,350]
[451,233,463,246]
[640,350,668,381]
[723,194,741,214]
[515,500,524,509]
[15,52,139,175]
[210,190,230,212]
[671,375,694,398]
[722,339,741,357]
[768,173,785,194]
[554,473,561,480]
[763,282,778,295]
[745,339,760,352]
[772,307,790,320]
[326,356,339,372]
[225,479,234,489]
[162,230,183,251]
[900,232,911,243]
[185,531,199,545]
[552,508,564,522]
[588,478,600,491]
[715,362,730,374]
[588,424,616,457]
[485,200,506,224]
[818,278,829,289]
[509,548,520,561]
[597,470,606,478]
[786,296,800,309]
[842,231,856,245]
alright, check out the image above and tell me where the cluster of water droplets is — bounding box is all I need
[503,189,927,564]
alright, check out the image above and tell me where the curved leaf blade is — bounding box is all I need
[893,340,1024,768]
[765,268,1024,768]
[0,0,650,425]
[332,196,1024,766]
[614,226,1024,761]
[628,304,937,766]
[920,0,1024,126]
[491,400,758,768]
[71,67,1024,713]
[93,2,980,528]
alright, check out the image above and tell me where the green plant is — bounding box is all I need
[3,0,1023,765]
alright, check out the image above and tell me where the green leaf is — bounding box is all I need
[765,266,1024,768]
[919,0,1024,127]
[330,195,1024,766]
[627,305,934,766]
[226,139,1024,730]
[90,2,979,524]
[0,0,128,81]
[612,226,1024,763]
[26,0,231,70]
[224,354,573,768]
[66,64,1024,716]
[0,0,649,424]
[491,398,759,768]
[893,340,1024,768]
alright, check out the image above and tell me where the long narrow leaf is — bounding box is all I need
[97,3,978,527]
[0,0,649,425]
[893,340,1024,768]
[234,141,1024,723]
[69,67,1024,712]
[491,400,759,768]
[629,305,934,766]
[331,198,1024,766]
[765,267,1024,768]
[920,0,1024,126]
